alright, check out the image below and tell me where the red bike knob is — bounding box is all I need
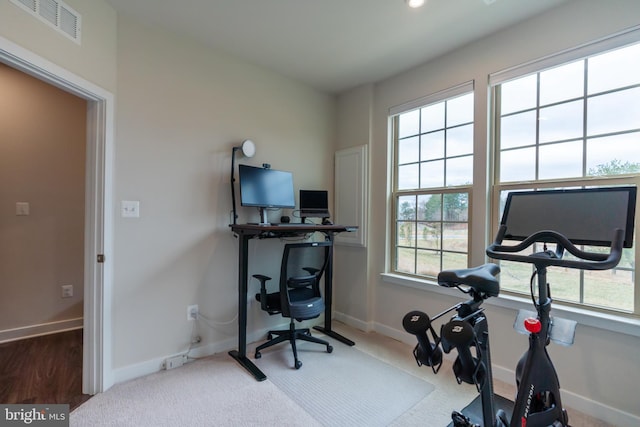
[524,317,541,334]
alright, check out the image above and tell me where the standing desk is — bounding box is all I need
[228,223,357,381]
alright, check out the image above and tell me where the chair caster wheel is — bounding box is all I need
[295,360,302,369]
[255,351,261,359]
[327,345,333,353]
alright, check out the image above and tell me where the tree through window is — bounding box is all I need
[392,87,474,279]
[491,40,640,314]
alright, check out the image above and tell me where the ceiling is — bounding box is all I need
[105,0,569,94]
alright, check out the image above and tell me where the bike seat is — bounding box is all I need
[437,263,500,297]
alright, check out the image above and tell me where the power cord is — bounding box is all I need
[197,311,238,328]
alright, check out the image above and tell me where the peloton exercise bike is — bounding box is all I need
[403,186,636,427]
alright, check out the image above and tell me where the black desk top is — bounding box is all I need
[230,223,357,235]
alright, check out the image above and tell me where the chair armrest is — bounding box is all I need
[253,274,272,282]
[253,274,272,311]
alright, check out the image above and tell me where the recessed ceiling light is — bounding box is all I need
[406,0,426,8]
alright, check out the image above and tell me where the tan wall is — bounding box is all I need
[0,62,86,333]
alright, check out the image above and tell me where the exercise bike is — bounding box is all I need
[403,186,636,427]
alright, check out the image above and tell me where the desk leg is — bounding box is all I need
[313,234,355,347]
[229,350,266,381]
[229,233,267,381]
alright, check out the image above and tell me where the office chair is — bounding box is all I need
[253,241,334,369]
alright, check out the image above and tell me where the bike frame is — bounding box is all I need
[405,187,636,427]
[508,264,566,427]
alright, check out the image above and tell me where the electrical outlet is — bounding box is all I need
[61,285,73,298]
[164,355,186,370]
[16,202,30,216]
[187,304,198,321]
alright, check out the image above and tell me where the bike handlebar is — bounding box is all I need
[486,225,625,270]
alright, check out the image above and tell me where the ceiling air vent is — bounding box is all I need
[10,0,81,44]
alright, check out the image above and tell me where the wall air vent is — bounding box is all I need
[10,0,81,44]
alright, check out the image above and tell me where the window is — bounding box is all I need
[491,37,640,315]
[391,84,474,279]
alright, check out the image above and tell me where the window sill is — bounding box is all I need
[381,272,640,338]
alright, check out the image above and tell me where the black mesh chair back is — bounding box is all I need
[280,241,331,320]
[253,241,334,369]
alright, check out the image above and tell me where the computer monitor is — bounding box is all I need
[238,164,295,224]
[300,190,330,220]
[501,186,637,248]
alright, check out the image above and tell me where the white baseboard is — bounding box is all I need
[560,388,640,426]
[113,336,237,385]
[111,324,284,385]
[333,311,373,332]
[0,318,83,343]
[112,315,347,386]
[370,320,414,345]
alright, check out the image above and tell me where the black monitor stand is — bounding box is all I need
[257,208,270,226]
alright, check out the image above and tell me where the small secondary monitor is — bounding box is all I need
[238,164,295,215]
[501,186,637,248]
[300,190,330,218]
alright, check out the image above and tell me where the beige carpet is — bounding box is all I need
[70,322,610,426]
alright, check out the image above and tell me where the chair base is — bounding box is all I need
[255,320,333,369]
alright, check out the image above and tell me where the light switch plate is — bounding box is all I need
[16,202,30,216]
[121,200,140,218]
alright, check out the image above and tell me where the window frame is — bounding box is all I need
[489,29,640,316]
[390,82,475,280]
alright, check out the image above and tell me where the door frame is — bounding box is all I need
[0,36,114,394]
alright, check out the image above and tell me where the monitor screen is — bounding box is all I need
[238,164,295,209]
[300,190,330,217]
[501,186,637,248]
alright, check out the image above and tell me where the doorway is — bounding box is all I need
[0,36,114,394]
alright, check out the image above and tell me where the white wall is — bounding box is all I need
[335,0,640,423]
[333,85,374,328]
[112,15,336,372]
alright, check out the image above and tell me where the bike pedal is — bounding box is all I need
[451,411,479,427]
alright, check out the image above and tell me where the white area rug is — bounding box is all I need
[70,355,321,426]
[254,337,434,426]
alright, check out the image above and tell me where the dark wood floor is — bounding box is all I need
[0,329,91,411]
